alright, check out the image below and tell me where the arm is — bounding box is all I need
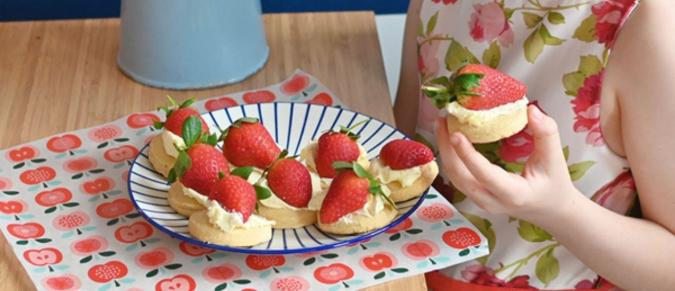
[436,2,675,290]
[394,0,423,135]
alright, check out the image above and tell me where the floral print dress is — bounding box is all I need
[415,0,639,289]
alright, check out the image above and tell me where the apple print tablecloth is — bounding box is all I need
[0,70,489,291]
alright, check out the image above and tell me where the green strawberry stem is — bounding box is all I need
[421,66,484,109]
[156,96,196,125]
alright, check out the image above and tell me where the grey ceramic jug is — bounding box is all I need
[117,0,269,89]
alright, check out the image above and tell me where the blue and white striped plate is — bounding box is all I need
[127,102,428,254]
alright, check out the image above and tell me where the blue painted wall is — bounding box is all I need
[0,0,409,21]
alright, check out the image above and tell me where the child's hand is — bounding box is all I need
[435,105,583,224]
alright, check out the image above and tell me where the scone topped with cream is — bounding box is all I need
[188,173,274,247]
[370,139,438,202]
[149,97,216,177]
[165,117,228,217]
[255,155,326,228]
[317,162,397,235]
[300,124,370,179]
[422,64,528,144]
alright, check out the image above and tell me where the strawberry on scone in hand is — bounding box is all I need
[187,171,274,247]
[370,139,439,202]
[317,162,397,235]
[165,116,228,217]
[422,64,529,144]
[300,123,370,179]
[221,117,281,169]
[256,153,323,228]
[148,97,217,177]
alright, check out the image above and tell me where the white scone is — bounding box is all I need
[167,181,208,217]
[257,206,317,229]
[445,97,528,144]
[148,135,175,178]
[369,159,439,202]
[317,196,397,235]
[188,211,272,247]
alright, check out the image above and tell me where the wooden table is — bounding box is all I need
[0,12,426,291]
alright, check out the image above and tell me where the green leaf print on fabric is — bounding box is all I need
[548,12,565,25]
[445,40,479,72]
[517,220,552,242]
[523,12,543,28]
[539,26,564,45]
[573,14,597,42]
[463,212,496,264]
[535,248,560,287]
[563,55,603,96]
[569,161,595,181]
[578,55,603,76]
[482,42,501,69]
[524,25,565,63]
[417,17,425,37]
[427,11,439,35]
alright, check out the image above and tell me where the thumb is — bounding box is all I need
[527,105,566,172]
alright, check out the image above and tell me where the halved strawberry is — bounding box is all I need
[154,96,209,136]
[380,139,434,170]
[209,175,257,222]
[267,158,313,208]
[422,64,527,110]
[319,162,395,224]
[221,118,281,169]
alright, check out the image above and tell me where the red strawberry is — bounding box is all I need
[442,227,481,249]
[164,108,208,136]
[380,139,434,170]
[422,64,527,110]
[209,175,257,222]
[319,170,370,224]
[267,158,312,208]
[156,97,208,136]
[222,118,281,169]
[177,144,229,195]
[315,132,360,178]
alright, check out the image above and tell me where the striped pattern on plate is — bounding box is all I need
[128,102,428,254]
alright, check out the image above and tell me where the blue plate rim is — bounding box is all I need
[127,102,428,254]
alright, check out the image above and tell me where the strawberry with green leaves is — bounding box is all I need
[422,64,527,110]
[379,139,434,170]
[210,167,272,222]
[154,96,211,137]
[315,122,365,178]
[168,116,227,195]
[221,117,281,169]
[319,162,395,224]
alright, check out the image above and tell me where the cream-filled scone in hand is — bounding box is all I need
[422,64,528,144]
[256,157,326,228]
[188,175,274,247]
[300,125,370,179]
[316,162,397,235]
[166,142,229,217]
[370,139,439,202]
[148,98,211,177]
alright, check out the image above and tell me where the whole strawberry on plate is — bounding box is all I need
[148,97,217,177]
[422,64,529,144]
[370,139,439,202]
[256,153,320,228]
[187,170,274,247]
[316,162,397,235]
[221,117,281,169]
[301,122,370,179]
[166,116,227,217]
